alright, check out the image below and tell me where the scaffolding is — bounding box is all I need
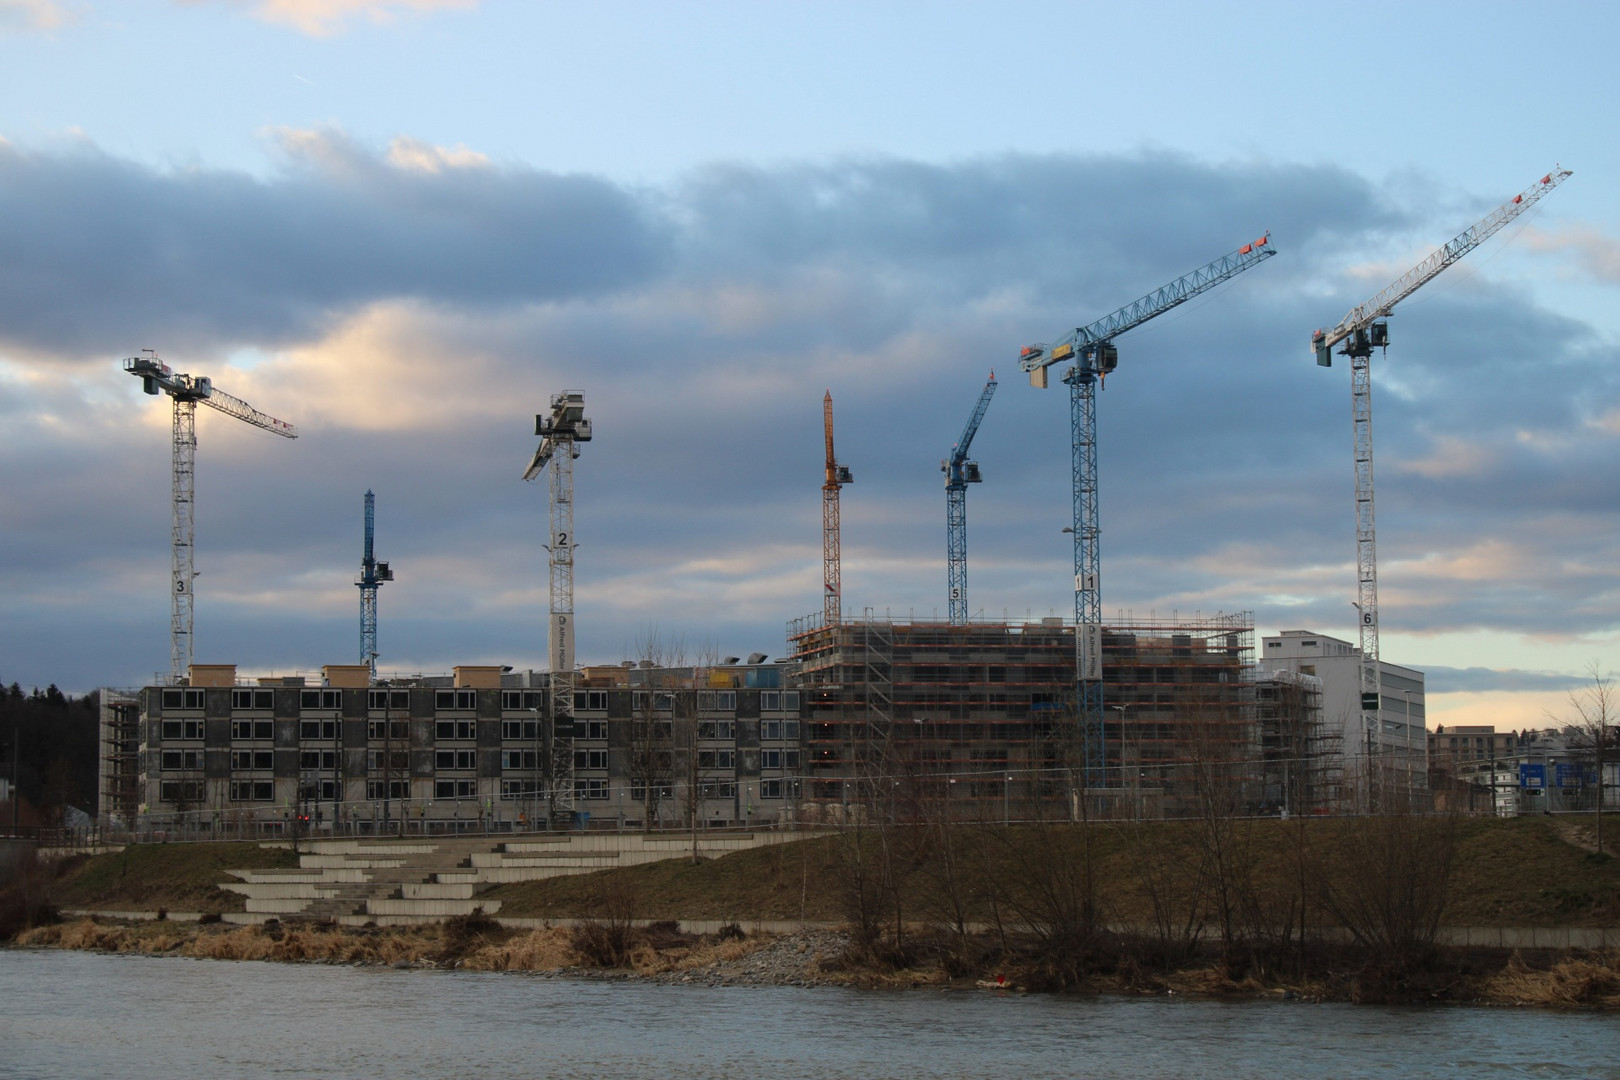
[785,612,1267,820]
[1255,668,1341,815]
[98,689,142,827]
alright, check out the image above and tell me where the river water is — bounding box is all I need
[1,950,1614,1079]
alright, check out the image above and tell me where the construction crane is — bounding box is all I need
[943,372,997,626]
[1311,167,1571,803]
[1018,235,1276,789]
[357,490,393,679]
[522,391,592,822]
[124,350,298,684]
[822,390,854,627]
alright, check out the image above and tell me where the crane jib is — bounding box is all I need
[1019,235,1275,374]
[1312,167,1572,358]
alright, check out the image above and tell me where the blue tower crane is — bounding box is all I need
[357,489,393,678]
[943,372,997,626]
[1018,235,1277,792]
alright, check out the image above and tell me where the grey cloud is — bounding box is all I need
[4,145,1616,690]
[1423,666,1590,694]
[0,132,671,356]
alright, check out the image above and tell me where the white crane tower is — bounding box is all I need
[125,350,298,684]
[523,391,592,820]
[1311,167,1571,803]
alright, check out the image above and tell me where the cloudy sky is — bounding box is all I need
[2,0,1617,734]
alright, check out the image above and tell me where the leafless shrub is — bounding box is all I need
[1120,819,1206,964]
[1317,811,1458,976]
[987,822,1100,990]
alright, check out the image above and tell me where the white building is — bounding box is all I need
[1259,630,1426,808]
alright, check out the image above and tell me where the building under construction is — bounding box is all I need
[784,610,1292,820]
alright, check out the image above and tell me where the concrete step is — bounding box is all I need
[500,839,573,852]
[221,883,342,900]
[438,866,610,884]
[299,856,407,870]
[228,869,370,884]
[469,852,620,868]
[366,898,502,917]
[400,882,478,900]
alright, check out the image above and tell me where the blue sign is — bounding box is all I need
[1519,763,1546,790]
[1555,763,1592,789]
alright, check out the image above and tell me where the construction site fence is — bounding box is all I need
[82,750,1604,843]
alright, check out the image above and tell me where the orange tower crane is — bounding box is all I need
[822,391,853,627]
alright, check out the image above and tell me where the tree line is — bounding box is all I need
[0,681,101,823]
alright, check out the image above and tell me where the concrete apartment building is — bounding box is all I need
[101,659,808,835]
[1428,724,1518,815]
[108,614,1360,830]
[1259,630,1426,807]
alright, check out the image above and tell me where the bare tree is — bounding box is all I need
[1317,810,1458,976]
[1182,705,1261,966]
[1120,816,1207,965]
[627,631,678,830]
[655,638,717,864]
[1564,663,1614,855]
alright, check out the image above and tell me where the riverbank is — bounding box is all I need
[7,815,1618,1007]
[14,913,1620,1009]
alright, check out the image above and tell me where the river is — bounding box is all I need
[1,950,1613,1079]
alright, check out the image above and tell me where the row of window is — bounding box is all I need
[164,740,804,773]
[172,687,806,716]
[159,775,802,805]
[161,747,803,776]
[572,690,802,713]
[169,687,481,714]
[163,716,803,745]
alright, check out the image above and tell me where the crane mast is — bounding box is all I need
[523,391,592,822]
[1311,167,1570,806]
[357,490,393,678]
[124,350,297,683]
[822,391,853,627]
[943,373,997,626]
[1019,236,1276,791]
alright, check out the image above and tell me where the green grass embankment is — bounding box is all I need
[484,815,1620,929]
[20,814,1620,927]
[48,842,299,914]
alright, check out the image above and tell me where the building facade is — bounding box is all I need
[109,617,1372,831]
[1259,630,1426,808]
[105,660,806,834]
[784,612,1280,819]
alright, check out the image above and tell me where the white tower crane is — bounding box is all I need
[125,350,298,684]
[523,391,592,822]
[1310,167,1571,805]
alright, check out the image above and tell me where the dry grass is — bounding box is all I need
[1485,950,1620,1008]
[462,927,577,971]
